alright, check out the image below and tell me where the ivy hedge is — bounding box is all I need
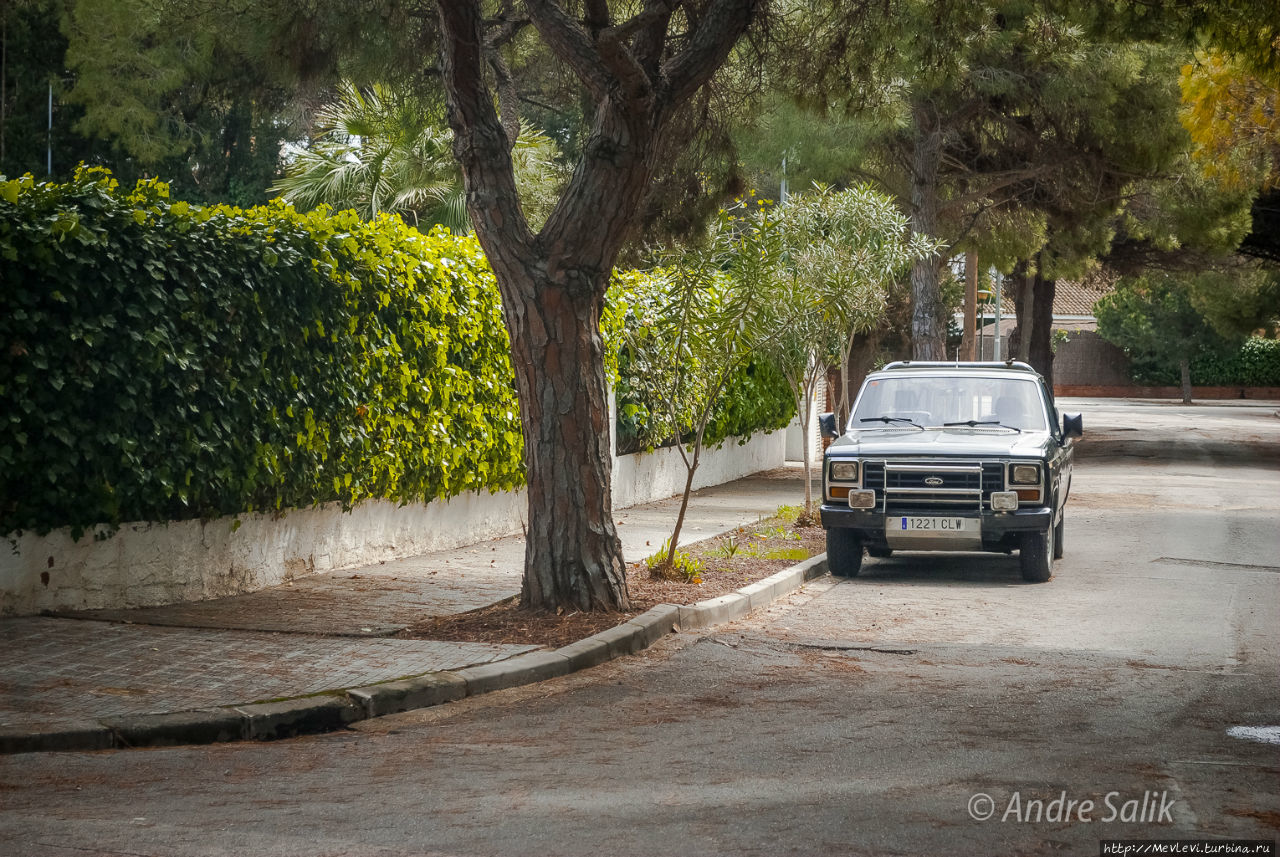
[2,169,795,538]
[611,271,795,456]
[1130,337,1280,387]
[2,168,527,537]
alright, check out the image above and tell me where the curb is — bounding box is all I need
[1,554,829,755]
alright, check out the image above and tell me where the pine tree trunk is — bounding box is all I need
[962,251,978,361]
[1009,259,1028,360]
[1011,258,1057,397]
[500,272,631,612]
[1018,267,1035,363]
[909,102,945,361]
[1028,270,1056,394]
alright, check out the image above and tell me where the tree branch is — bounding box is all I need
[525,0,611,102]
[616,0,675,75]
[486,51,520,148]
[940,163,1064,214]
[436,1,532,252]
[661,0,758,108]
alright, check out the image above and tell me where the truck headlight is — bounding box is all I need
[830,461,859,481]
[1009,464,1040,485]
[848,490,876,509]
[991,491,1019,511]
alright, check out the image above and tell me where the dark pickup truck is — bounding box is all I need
[819,360,1083,582]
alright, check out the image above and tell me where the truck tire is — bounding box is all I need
[827,528,864,578]
[1020,530,1053,583]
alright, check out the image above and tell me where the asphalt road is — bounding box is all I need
[2,399,1277,856]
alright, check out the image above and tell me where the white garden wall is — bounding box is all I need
[1,489,527,617]
[2,427,785,616]
[610,429,787,509]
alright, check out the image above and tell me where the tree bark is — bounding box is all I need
[961,251,978,361]
[842,331,882,416]
[1008,260,1055,390]
[1018,266,1035,363]
[909,101,946,361]
[1008,259,1028,360]
[1180,358,1193,404]
[505,272,632,610]
[437,0,756,611]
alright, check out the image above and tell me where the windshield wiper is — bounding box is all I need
[943,419,1022,433]
[859,416,925,430]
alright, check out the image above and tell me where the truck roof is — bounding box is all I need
[878,360,1038,373]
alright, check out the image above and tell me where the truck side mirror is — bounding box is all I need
[819,412,839,439]
[1062,413,1083,441]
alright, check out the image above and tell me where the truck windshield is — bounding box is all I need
[850,376,1047,432]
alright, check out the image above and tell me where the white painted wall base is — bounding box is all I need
[611,428,787,510]
[2,428,786,617]
[1,489,528,617]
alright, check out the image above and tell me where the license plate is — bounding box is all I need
[889,517,975,533]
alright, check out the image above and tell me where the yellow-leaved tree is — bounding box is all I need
[1180,50,1280,189]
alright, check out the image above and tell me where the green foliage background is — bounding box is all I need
[610,270,795,455]
[1128,338,1280,386]
[2,170,791,538]
[1095,272,1280,387]
[1,168,526,537]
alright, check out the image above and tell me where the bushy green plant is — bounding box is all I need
[1,168,530,537]
[1131,337,1280,386]
[707,532,742,558]
[612,268,795,456]
[775,505,803,523]
[644,538,704,582]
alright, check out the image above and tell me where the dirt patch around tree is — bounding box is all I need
[400,511,827,649]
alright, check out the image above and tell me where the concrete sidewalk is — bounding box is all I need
[0,468,817,753]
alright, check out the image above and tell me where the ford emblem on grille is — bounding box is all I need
[924,476,944,486]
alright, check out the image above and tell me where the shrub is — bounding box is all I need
[611,272,795,455]
[1,168,526,537]
[1130,338,1280,387]
[644,538,704,583]
[1,168,775,540]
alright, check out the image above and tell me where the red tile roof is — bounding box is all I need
[966,270,1115,318]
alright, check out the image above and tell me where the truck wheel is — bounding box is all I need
[1020,530,1053,583]
[1053,514,1065,560]
[827,528,864,578]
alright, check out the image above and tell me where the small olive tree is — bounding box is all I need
[759,185,938,518]
[624,200,783,572]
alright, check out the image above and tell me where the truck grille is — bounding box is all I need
[862,460,1005,514]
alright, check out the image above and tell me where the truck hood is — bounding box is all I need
[827,428,1056,459]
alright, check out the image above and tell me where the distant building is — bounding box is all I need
[967,277,1131,386]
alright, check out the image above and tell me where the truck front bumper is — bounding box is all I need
[820,505,1052,551]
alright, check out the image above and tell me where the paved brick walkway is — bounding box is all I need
[0,618,534,728]
[60,548,526,636]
